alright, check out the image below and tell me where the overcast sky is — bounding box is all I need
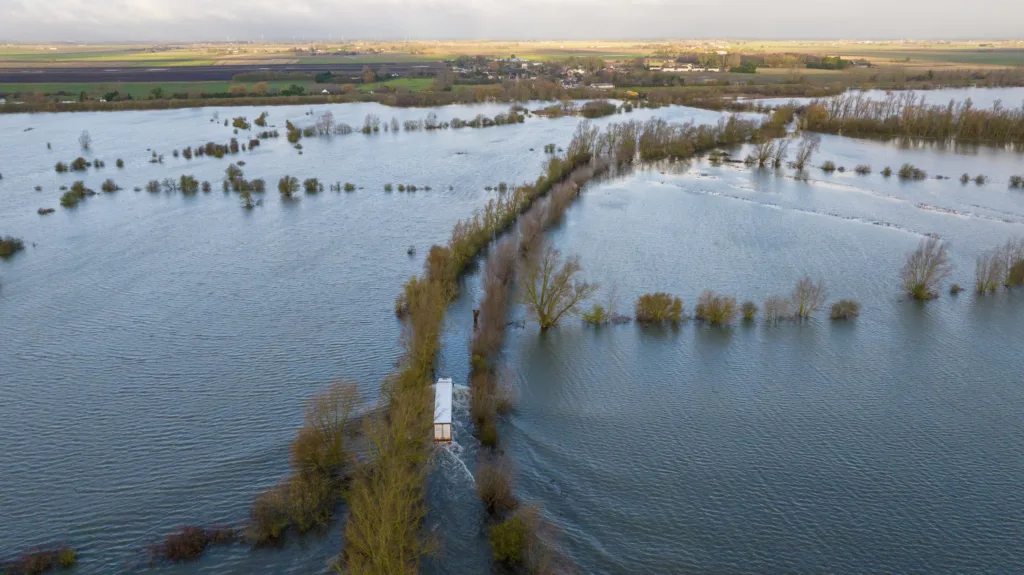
[1,0,1021,42]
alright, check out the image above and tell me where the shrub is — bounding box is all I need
[960,173,970,184]
[397,184,406,192]
[202,181,212,193]
[898,163,927,180]
[158,526,208,562]
[975,249,1004,293]
[791,276,828,319]
[821,160,836,172]
[1010,175,1024,189]
[489,514,529,565]
[854,164,871,175]
[100,179,119,193]
[344,183,356,192]
[0,235,25,258]
[741,301,758,322]
[115,158,124,168]
[881,166,893,177]
[279,175,300,197]
[248,482,291,542]
[3,546,77,574]
[1009,260,1024,286]
[38,208,55,215]
[974,175,987,185]
[70,157,89,171]
[635,293,683,324]
[901,237,951,299]
[830,300,861,320]
[232,116,250,130]
[582,304,609,325]
[949,283,963,295]
[303,178,323,194]
[55,162,68,173]
[384,183,393,192]
[763,296,790,323]
[695,290,737,325]
[476,457,518,515]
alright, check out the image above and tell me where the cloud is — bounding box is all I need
[0,0,1021,41]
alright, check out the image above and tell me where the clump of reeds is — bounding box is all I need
[898,163,927,180]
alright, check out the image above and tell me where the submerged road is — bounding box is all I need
[0,62,446,84]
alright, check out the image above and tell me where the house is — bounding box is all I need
[433,378,453,442]
[593,83,615,90]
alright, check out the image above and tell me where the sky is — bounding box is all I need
[1,0,1022,42]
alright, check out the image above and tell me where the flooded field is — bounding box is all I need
[1,97,1022,573]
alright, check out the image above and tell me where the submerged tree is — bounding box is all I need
[519,243,597,330]
[791,276,828,319]
[792,134,820,170]
[901,237,952,300]
[78,130,92,150]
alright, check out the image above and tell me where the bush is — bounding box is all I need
[635,293,683,324]
[1009,260,1024,286]
[303,178,323,194]
[476,457,518,515]
[695,290,737,325]
[70,157,89,171]
[55,161,68,173]
[741,301,758,322]
[881,166,893,177]
[1010,175,1024,189]
[3,546,77,574]
[898,163,927,180]
[821,160,836,172]
[854,164,871,175]
[950,283,963,295]
[248,482,291,542]
[100,179,119,193]
[580,100,617,118]
[232,116,250,130]
[791,276,827,319]
[901,237,951,299]
[763,296,790,323]
[397,184,406,192]
[582,304,609,325]
[974,175,987,185]
[489,514,529,565]
[0,235,25,258]
[279,175,300,197]
[159,526,208,562]
[830,300,861,320]
[38,208,55,215]
[115,158,124,168]
[344,182,356,192]
[384,183,393,192]
[960,173,970,184]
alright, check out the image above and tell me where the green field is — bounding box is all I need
[356,78,433,92]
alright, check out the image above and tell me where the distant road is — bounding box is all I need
[0,62,445,84]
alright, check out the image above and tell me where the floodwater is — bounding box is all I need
[0,100,734,573]
[435,132,1024,572]
[752,86,1024,110]
[2,97,1023,574]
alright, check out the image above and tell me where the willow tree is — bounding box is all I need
[519,243,597,330]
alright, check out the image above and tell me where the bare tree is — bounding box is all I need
[316,111,335,136]
[793,134,821,170]
[519,243,598,330]
[290,380,362,475]
[791,276,828,319]
[747,141,775,167]
[763,296,791,323]
[772,139,791,168]
[901,237,952,300]
[995,237,1024,287]
[975,249,1004,293]
[78,130,92,150]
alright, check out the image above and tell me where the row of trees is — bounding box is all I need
[800,92,1024,145]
